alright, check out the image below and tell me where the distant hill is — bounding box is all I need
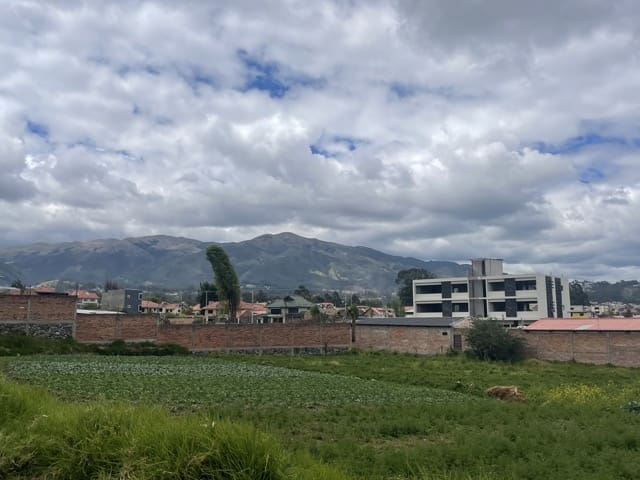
[0,232,468,293]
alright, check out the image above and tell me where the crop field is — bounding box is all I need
[5,355,466,408]
[4,352,640,480]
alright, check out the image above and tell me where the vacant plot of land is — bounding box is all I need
[5,353,640,480]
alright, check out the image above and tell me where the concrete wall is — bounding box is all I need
[516,330,640,367]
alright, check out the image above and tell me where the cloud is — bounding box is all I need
[0,0,639,280]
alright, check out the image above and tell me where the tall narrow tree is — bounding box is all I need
[205,245,241,322]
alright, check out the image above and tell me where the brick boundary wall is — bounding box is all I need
[0,294,76,340]
[355,325,468,355]
[0,294,76,322]
[75,314,352,352]
[514,330,640,368]
[75,314,159,343]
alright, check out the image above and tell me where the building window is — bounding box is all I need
[416,284,442,294]
[441,331,448,336]
[416,303,443,313]
[516,280,537,291]
[451,283,468,293]
[489,302,506,312]
[453,302,469,312]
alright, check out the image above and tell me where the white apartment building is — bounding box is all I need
[413,258,570,326]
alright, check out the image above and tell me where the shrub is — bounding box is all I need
[465,320,524,362]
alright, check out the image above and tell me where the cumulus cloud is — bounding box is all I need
[0,0,639,280]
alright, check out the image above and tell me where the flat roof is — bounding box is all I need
[356,317,461,327]
[525,318,640,332]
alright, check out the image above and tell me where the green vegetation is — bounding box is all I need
[395,268,435,305]
[0,333,93,356]
[4,350,640,479]
[0,334,189,357]
[5,356,465,408]
[206,245,241,320]
[0,375,347,480]
[465,319,525,361]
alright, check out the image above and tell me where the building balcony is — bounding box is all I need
[413,312,445,318]
[451,292,468,300]
[414,293,443,302]
[487,290,505,300]
[515,290,538,299]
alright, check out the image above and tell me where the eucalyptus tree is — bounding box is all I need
[205,245,241,322]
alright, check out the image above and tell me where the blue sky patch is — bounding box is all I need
[579,167,606,184]
[310,135,368,157]
[26,120,49,139]
[531,133,632,154]
[238,50,323,98]
[239,50,288,98]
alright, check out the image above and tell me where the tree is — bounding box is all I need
[294,285,312,300]
[205,245,241,322]
[104,279,119,292]
[346,304,360,343]
[11,278,26,293]
[569,281,590,306]
[391,297,405,317]
[396,268,435,306]
[310,304,321,322]
[197,281,218,308]
[465,320,524,362]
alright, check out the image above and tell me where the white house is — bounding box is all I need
[413,258,570,326]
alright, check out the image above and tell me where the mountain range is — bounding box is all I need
[0,232,468,293]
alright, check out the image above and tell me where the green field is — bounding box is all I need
[4,352,640,479]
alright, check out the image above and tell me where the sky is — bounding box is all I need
[1,0,639,281]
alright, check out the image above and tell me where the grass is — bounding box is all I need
[0,333,190,356]
[0,374,350,480]
[4,350,640,479]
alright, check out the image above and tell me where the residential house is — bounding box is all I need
[100,289,142,314]
[68,289,100,308]
[265,295,314,323]
[199,300,267,323]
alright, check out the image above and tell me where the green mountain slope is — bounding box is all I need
[0,232,468,292]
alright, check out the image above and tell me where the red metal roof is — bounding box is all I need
[525,318,640,332]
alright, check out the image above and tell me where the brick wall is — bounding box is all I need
[356,325,462,355]
[0,295,75,339]
[516,330,640,367]
[0,294,75,322]
[157,322,352,351]
[74,315,351,351]
[75,314,158,343]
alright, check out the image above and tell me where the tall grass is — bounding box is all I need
[0,375,350,480]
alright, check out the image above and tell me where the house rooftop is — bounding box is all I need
[525,318,640,332]
[356,317,464,328]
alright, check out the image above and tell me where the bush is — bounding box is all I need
[465,320,524,362]
[96,340,190,356]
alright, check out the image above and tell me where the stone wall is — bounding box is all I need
[0,322,73,339]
